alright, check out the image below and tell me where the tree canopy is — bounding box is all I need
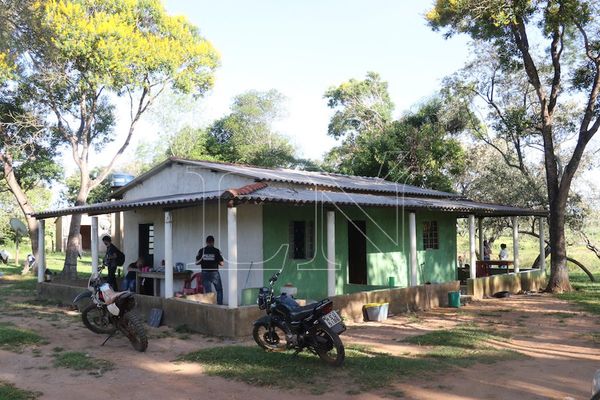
[427,0,600,292]
[324,74,471,192]
[165,90,297,168]
[0,0,220,277]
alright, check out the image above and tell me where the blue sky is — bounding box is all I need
[143,0,471,160]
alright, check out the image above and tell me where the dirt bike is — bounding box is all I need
[73,264,148,352]
[253,270,346,366]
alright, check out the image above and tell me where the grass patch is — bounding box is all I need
[403,325,510,348]
[403,325,522,367]
[0,381,40,400]
[179,345,433,392]
[53,352,114,377]
[557,273,600,315]
[179,325,524,393]
[0,322,42,352]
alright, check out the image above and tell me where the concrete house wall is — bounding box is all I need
[262,204,457,301]
[118,162,456,303]
[120,163,265,304]
[122,163,254,201]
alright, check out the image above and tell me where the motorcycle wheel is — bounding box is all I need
[119,311,148,352]
[81,303,117,334]
[313,327,345,367]
[252,322,287,352]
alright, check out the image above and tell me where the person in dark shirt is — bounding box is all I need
[195,235,224,305]
[102,235,120,290]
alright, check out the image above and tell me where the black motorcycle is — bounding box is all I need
[253,270,346,366]
[73,265,148,352]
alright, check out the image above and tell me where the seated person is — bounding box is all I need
[123,257,145,292]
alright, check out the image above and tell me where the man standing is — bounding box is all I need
[498,243,509,269]
[102,235,121,290]
[196,235,224,305]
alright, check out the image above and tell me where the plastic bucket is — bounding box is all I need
[388,276,396,287]
[448,291,461,308]
[364,302,389,321]
[242,288,260,306]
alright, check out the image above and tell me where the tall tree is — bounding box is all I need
[0,96,59,260]
[324,73,470,191]
[205,89,296,168]
[324,71,394,141]
[9,0,219,278]
[1,0,59,259]
[428,0,600,292]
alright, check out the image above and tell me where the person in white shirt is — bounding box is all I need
[498,243,509,268]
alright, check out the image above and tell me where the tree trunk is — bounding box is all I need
[62,181,89,280]
[545,197,573,292]
[2,156,40,264]
[531,243,594,282]
[62,213,82,279]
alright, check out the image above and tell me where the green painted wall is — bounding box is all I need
[415,211,457,285]
[262,204,457,300]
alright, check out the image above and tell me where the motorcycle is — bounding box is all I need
[73,264,148,352]
[253,270,346,366]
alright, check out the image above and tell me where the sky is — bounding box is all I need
[100,0,472,164]
[78,0,598,201]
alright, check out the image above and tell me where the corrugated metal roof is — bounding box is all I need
[227,186,547,217]
[33,191,223,219]
[111,158,460,198]
[35,184,546,219]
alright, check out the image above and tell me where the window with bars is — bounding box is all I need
[288,220,315,259]
[422,221,439,250]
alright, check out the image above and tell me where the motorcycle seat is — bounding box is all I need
[103,289,132,305]
[288,303,317,321]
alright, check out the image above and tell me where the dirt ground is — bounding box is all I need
[0,292,598,400]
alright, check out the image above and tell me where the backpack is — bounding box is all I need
[115,249,125,266]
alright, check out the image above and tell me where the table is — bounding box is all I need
[136,271,191,296]
[476,260,515,277]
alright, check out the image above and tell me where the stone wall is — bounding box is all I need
[467,269,547,299]
[38,280,461,336]
[332,281,461,322]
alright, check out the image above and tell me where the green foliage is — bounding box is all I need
[0,188,52,244]
[403,325,511,348]
[0,322,42,352]
[558,272,600,315]
[324,71,393,140]
[166,90,297,168]
[62,168,112,205]
[325,95,469,192]
[37,0,220,94]
[0,98,61,192]
[180,329,522,393]
[53,351,114,376]
[0,381,40,400]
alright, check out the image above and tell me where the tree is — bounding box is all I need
[62,167,112,206]
[324,73,470,191]
[428,0,600,292]
[166,90,295,167]
[1,0,60,260]
[0,96,60,260]
[324,72,394,141]
[8,0,219,278]
[204,90,296,168]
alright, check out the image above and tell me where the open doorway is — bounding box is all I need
[348,220,367,285]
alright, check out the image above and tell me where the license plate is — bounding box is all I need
[322,311,342,328]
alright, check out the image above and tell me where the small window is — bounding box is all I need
[289,221,314,259]
[423,221,439,250]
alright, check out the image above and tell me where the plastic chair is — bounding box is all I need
[183,272,204,295]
